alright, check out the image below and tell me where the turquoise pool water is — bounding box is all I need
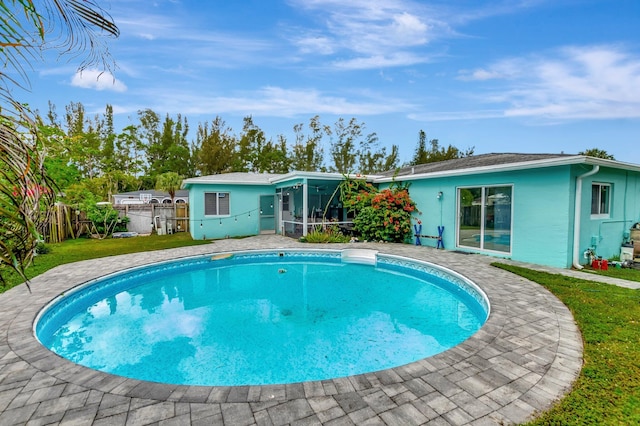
[36,250,489,386]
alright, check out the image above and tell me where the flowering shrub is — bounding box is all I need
[339,178,417,242]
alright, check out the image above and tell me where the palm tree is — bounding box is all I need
[1,1,119,286]
[155,172,184,204]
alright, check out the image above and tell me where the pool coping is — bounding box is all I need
[1,236,583,425]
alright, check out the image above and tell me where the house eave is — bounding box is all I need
[181,176,277,189]
[270,171,382,184]
[374,155,640,183]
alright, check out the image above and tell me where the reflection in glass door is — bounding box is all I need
[457,186,512,253]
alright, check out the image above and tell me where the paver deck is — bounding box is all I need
[0,235,585,425]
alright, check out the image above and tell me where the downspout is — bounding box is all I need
[572,165,599,269]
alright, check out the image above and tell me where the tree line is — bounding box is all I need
[39,101,474,206]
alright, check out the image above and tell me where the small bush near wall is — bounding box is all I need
[300,225,350,243]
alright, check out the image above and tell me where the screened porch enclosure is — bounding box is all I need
[277,180,354,238]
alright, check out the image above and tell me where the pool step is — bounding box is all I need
[341,249,378,266]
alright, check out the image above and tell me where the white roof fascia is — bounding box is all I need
[373,155,640,183]
[581,156,640,173]
[181,176,276,188]
[270,171,381,184]
[270,171,343,183]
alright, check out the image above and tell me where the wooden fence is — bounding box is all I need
[114,203,189,235]
[45,203,75,243]
[43,203,190,243]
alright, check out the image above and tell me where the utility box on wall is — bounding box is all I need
[621,244,634,262]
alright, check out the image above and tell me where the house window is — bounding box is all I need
[204,192,230,215]
[591,183,611,217]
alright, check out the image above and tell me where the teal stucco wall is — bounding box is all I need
[183,163,640,268]
[577,165,640,263]
[396,165,575,268]
[187,183,276,240]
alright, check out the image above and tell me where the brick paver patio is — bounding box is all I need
[0,235,584,425]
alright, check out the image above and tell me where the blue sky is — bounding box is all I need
[24,0,640,166]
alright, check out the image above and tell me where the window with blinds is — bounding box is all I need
[204,192,230,215]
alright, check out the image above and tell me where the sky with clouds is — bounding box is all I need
[23,0,640,166]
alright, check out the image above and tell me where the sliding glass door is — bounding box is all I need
[457,185,512,253]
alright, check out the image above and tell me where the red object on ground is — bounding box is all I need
[592,259,601,269]
[601,259,608,270]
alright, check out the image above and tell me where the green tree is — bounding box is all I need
[259,135,292,173]
[234,116,266,172]
[64,101,103,179]
[234,116,292,174]
[579,148,615,160]
[328,117,399,174]
[194,117,236,175]
[357,132,399,174]
[155,172,183,204]
[291,115,328,172]
[0,0,118,283]
[38,122,82,190]
[137,108,160,177]
[410,130,474,165]
[82,196,122,238]
[142,111,192,179]
[329,117,357,173]
[411,130,429,165]
[99,104,118,173]
[380,145,400,173]
[114,124,145,177]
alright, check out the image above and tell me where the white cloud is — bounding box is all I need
[333,52,430,70]
[295,35,335,55]
[390,12,429,46]
[287,0,445,70]
[458,45,640,121]
[71,69,127,92]
[135,85,413,118]
[409,110,506,122]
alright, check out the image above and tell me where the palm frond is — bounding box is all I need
[0,0,118,286]
[44,0,119,72]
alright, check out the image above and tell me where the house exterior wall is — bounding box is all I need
[509,167,573,267]
[183,162,640,268]
[577,165,640,262]
[394,166,574,268]
[187,183,275,240]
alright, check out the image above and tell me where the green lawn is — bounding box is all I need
[578,264,640,283]
[493,263,640,425]
[0,233,210,292]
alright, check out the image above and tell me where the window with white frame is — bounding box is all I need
[591,183,611,217]
[204,192,230,215]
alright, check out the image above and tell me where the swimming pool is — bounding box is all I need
[35,249,489,386]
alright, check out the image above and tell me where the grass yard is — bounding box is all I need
[494,263,640,425]
[0,233,211,293]
[578,264,640,283]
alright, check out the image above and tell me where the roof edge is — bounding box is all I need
[374,155,640,182]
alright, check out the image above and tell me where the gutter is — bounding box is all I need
[572,165,600,269]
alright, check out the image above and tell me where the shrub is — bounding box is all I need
[340,178,417,243]
[35,242,50,255]
[300,224,350,243]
